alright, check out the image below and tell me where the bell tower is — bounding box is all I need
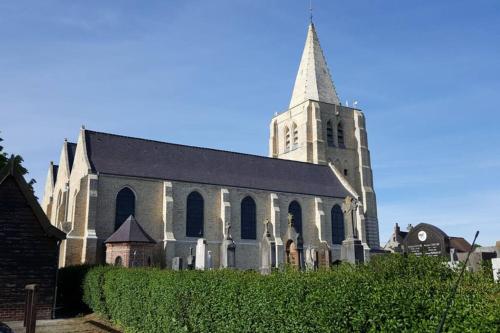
[269,22,380,248]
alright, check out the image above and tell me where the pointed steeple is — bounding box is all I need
[289,23,340,108]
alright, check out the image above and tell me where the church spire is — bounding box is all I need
[289,23,340,108]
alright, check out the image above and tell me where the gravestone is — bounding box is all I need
[340,196,364,264]
[260,219,276,275]
[207,250,213,270]
[305,246,317,271]
[186,247,195,270]
[492,258,500,282]
[195,239,208,270]
[172,257,183,271]
[221,224,236,268]
[285,214,305,270]
[317,243,331,269]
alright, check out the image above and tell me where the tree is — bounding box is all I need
[0,133,37,194]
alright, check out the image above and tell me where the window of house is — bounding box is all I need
[115,187,135,230]
[343,169,348,176]
[241,196,257,239]
[186,191,204,237]
[288,201,302,235]
[331,205,345,244]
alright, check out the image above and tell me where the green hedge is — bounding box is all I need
[83,255,500,332]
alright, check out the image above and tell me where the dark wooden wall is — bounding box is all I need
[0,177,59,321]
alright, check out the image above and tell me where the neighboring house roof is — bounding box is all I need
[67,142,77,171]
[105,215,156,244]
[84,130,351,198]
[449,237,472,253]
[0,157,66,240]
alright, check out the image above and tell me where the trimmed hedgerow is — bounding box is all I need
[83,255,500,333]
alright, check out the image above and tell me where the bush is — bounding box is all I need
[57,264,95,316]
[83,255,500,332]
[82,265,115,316]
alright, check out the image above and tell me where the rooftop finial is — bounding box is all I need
[309,0,313,23]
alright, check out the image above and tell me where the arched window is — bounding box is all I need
[285,127,290,151]
[337,122,345,148]
[241,196,257,239]
[115,187,135,230]
[115,256,123,266]
[288,201,302,235]
[331,205,345,244]
[326,120,334,146]
[292,123,298,146]
[186,191,204,237]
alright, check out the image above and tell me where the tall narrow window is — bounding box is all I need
[241,196,257,239]
[115,187,135,230]
[285,127,290,151]
[288,201,302,235]
[292,123,298,146]
[337,122,345,148]
[331,204,345,244]
[186,191,204,237]
[326,120,334,146]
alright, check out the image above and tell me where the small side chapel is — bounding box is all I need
[42,20,380,270]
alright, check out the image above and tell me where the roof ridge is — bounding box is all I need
[85,129,330,169]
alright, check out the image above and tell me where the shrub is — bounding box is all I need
[82,265,115,316]
[83,255,500,332]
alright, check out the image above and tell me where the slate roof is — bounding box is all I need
[51,164,59,184]
[105,215,156,244]
[67,142,77,171]
[84,130,351,198]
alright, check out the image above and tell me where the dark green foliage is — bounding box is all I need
[83,255,500,333]
[0,133,36,194]
[57,264,95,316]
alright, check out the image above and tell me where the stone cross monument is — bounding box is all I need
[340,196,365,264]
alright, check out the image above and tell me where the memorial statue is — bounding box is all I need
[342,196,360,239]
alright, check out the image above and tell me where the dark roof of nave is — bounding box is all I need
[84,130,351,198]
[67,142,77,171]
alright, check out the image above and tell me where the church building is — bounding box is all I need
[41,22,380,269]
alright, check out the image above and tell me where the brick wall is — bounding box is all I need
[0,177,60,321]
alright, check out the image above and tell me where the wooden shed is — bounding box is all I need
[0,159,65,321]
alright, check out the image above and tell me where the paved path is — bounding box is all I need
[4,314,122,333]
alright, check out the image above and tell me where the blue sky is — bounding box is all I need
[1,1,499,246]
